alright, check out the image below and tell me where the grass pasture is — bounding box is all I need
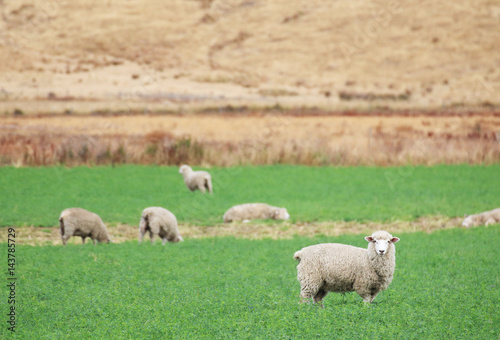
[0,165,499,228]
[5,227,499,339]
[1,164,499,338]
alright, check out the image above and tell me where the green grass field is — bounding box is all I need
[4,227,499,339]
[1,165,499,338]
[0,165,499,226]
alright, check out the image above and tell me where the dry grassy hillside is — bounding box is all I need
[1,0,499,113]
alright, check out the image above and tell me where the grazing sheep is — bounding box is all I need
[179,165,213,194]
[294,230,400,306]
[139,207,184,245]
[59,208,111,246]
[223,203,290,223]
[462,208,500,227]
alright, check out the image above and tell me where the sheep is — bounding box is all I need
[179,165,213,194]
[223,203,290,223]
[462,208,500,227]
[139,207,184,245]
[294,230,400,306]
[59,208,111,246]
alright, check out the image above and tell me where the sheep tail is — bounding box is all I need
[294,251,302,261]
[59,217,65,235]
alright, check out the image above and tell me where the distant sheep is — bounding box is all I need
[139,207,184,245]
[59,208,111,246]
[294,230,399,306]
[179,165,213,194]
[462,208,500,227]
[223,203,290,223]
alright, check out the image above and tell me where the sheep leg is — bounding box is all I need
[313,289,328,308]
[92,238,96,246]
[299,285,321,304]
[355,281,376,303]
[139,217,148,243]
[297,267,323,304]
[150,233,156,244]
[162,238,167,246]
[358,291,378,303]
[138,228,144,244]
[299,291,313,304]
[370,292,379,303]
[361,295,373,303]
[485,217,495,226]
[62,235,69,246]
[81,236,86,244]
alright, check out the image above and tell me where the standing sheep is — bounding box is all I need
[294,230,399,306]
[139,207,184,245]
[223,203,290,223]
[179,165,213,194]
[462,208,500,227]
[59,208,111,246]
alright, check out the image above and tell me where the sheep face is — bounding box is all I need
[95,234,110,244]
[462,214,479,228]
[273,208,290,220]
[169,235,184,243]
[365,231,399,256]
[179,165,191,174]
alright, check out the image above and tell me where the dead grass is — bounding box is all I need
[1,113,499,166]
[1,216,467,246]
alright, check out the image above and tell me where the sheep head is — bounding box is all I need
[97,231,112,244]
[168,234,184,243]
[273,208,290,220]
[179,165,192,174]
[365,231,399,256]
[462,214,480,228]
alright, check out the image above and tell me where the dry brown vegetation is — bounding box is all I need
[1,112,499,166]
[0,0,499,114]
[0,216,465,246]
[1,1,499,166]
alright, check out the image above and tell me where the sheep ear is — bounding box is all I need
[391,237,400,243]
[365,236,373,242]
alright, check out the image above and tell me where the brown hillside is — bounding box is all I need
[0,0,499,113]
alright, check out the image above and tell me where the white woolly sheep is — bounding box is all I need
[462,208,500,227]
[294,230,400,306]
[59,208,111,246]
[179,165,213,194]
[139,207,184,245]
[223,203,290,223]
